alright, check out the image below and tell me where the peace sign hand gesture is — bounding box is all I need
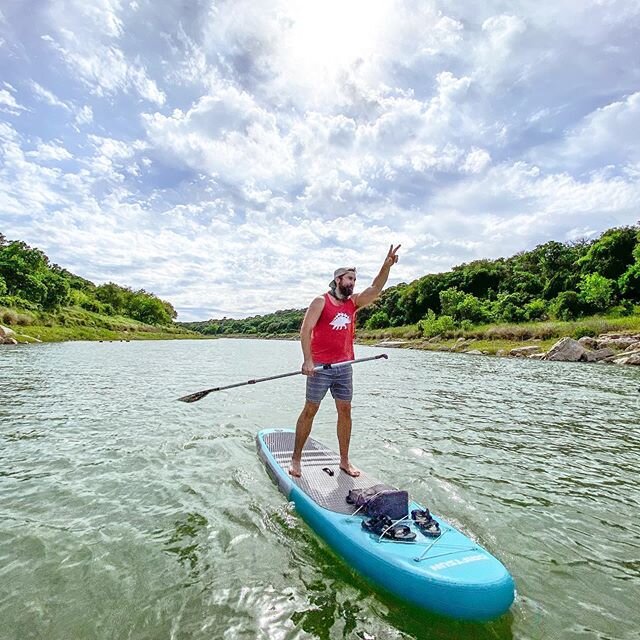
[384,244,401,268]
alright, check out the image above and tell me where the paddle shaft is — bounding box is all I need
[178,353,388,403]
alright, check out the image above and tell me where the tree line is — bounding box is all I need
[4,224,638,335]
[181,308,304,336]
[357,224,640,335]
[184,224,640,337]
[0,234,177,326]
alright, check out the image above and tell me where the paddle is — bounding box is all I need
[177,353,389,403]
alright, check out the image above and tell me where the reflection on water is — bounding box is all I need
[161,512,210,578]
[1,339,639,640]
[291,579,359,640]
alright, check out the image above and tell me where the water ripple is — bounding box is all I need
[1,339,639,639]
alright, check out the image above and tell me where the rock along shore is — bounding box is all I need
[373,332,640,366]
[0,324,20,345]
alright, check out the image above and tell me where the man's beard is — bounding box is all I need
[337,283,354,298]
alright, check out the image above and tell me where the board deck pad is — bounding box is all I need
[262,430,387,514]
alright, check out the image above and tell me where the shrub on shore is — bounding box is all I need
[1,307,34,326]
[358,313,640,346]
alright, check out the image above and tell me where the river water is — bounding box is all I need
[1,338,639,640]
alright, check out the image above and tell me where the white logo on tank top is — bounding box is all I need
[330,312,351,330]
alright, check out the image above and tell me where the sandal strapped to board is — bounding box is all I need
[411,509,441,537]
[362,515,416,542]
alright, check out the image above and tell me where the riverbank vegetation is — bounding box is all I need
[183,224,640,352]
[356,314,640,354]
[181,308,304,337]
[0,234,196,342]
[4,224,639,348]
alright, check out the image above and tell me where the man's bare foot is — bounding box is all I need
[340,462,360,477]
[289,460,302,477]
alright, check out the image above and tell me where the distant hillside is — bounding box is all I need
[182,224,640,337]
[180,308,304,336]
[0,234,181,333]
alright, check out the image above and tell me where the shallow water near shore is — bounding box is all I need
[1,338,639,640]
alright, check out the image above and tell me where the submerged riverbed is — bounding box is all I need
[1,339,639,639]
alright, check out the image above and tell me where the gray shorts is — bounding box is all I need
[306,364,353,403]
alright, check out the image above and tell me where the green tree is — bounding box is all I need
[523,299,548,321]
[491,293,527,323]
[439,288,467,318]
[618,262,640,301]
[0,241,48,300]
[617,234,640,301]
[549,291,583,320]
[40,271,71,309]
[577,226,638,280]
[161,299,178,321]
[538,240,585,299]
[457,294,490,323]
[202,323,221,335]
[365,310,390,329]
[418,310,456,338]
[578,273,615,311]
[96,283,128,313]
[453,259,506,298]
[439,288,489,323]
[127,292,172,325]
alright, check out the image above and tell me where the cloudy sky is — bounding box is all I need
[1,1,639,320]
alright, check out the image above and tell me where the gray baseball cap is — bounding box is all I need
[329,267,356,288]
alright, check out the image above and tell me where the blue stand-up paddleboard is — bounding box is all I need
[257,428,515,621]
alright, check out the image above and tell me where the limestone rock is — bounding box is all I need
[465,349,483,355]
[0,324,16,339]
[544,337,586,362]
[451,337,474,352]
[582,349,615,363]
[375,340,407,347]
[578,336,598,349]
[528,353,546,360]
[17,334,42,343]
[614,353,640,366]
[510,345,541,357]
[596,336,639,350]
[624,341,640,352]
[1,336,18,345]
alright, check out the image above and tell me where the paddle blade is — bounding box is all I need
[177,389,211,403]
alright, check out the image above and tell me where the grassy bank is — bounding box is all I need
[1,305,201,343]
[174,313,640,356]
[356,314,640,354]
[16,305,635,353]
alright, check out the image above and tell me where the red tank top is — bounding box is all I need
[311,293,357,363]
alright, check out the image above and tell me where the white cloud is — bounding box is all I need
[0,88,26,114]
[26,142,73,162]
[481,15,527,47]
[30,81,70,110]
[1,0,639,319]
[143,87,295,184]
[549,92,640,168]
[75,105,93,126]
[42,1,166,105]
[426,159,640,260]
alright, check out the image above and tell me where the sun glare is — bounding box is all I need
[285,0,390,76]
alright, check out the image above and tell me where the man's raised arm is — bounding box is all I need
[354,244,401,309]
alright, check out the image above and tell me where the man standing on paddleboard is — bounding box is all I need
[289,244,401,478]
